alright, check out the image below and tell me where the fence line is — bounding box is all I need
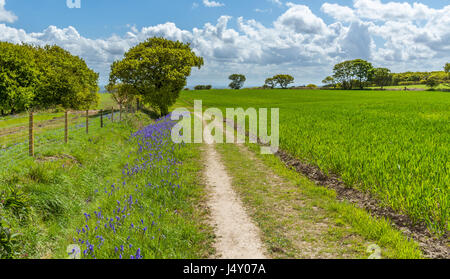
[0,107,130,171]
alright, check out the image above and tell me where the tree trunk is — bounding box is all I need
[160,105,169,116]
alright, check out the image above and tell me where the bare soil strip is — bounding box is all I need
[196,112,267,259]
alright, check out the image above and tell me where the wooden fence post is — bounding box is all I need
[29,110,34,157]
[111,107,114,123]
[100,109,103,128]
[86,110,89,134]
[64,111,68,143]
[119,105,122,121]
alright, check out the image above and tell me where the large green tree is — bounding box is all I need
[0,42,99,115]
[109,37,204,116]
[272,74,294,89]
[228,74,246,90]
[34,45,99,110]
[370,67,392,89]
[332,60,354,89]
[352,59,373,89]
[332,59,373,89]
[0,42,39,115]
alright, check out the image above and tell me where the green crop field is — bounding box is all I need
[179,89,450,234]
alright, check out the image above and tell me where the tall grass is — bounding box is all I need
[0,113,212,259]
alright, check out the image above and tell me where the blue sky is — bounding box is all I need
[1,0,449,87]
[6,0,446,38]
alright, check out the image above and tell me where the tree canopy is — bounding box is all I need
[0,42,99,115]
[332,59,373,90]
[0,42,38,114]
[264,77,276,89]
[109,37,204,116]
[352,59,373,89]
[34,45,99,110]
[272,74,294,89]
[228,74,246,90]
[327,60,449,89]
[370,68,392,89]
[322,76,335,88]
[426,76,439,89]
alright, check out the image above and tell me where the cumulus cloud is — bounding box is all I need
[276,3,328,34]
[340,21,373,60]
[353,0,438,21]
[321,3,356,22]
[0,0,17,23]
[0,0,449,85]
[202,0,225,8]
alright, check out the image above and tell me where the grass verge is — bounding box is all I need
[215,142,423,259]
[0,113,214,259]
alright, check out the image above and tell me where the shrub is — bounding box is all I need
[426,77,439,88]
[306,84,318,88]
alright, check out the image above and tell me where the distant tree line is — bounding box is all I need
[322,59,450,90]
[0,42,99,116]
[194,85,212,90]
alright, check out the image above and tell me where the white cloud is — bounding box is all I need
[275,3,328,34]
[202,0,225,8]
[0,0,17,23]
[321,3,356,22]
[340,21,374,60]
[353,0,438,21]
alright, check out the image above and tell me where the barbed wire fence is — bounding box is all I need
[0,106,131,171]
